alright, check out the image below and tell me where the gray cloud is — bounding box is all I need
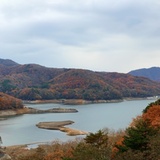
[0,0,160,72]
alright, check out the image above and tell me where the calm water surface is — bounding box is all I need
[0,99,154,146]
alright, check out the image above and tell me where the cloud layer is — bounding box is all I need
[0,0,160,72]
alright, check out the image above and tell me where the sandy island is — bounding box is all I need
[36,120,88,136]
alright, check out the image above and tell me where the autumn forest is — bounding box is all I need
[0,59,160,102]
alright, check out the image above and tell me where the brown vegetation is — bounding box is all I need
[143,105,160,127]
[0,92,23,110]
[0,61,160,101]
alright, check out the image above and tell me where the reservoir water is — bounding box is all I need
[0,99,154,146]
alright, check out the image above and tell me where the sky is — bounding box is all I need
[0,0,160,73]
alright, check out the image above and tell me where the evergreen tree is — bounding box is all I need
[116,119,157,152]
[84,130,108,148]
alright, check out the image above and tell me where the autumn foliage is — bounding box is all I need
[0,62,160,101]
[0,92,23,110]
[113,99,160,159]
[143,105,160,127]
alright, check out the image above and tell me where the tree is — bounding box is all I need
[115,119,157,153]
[143,98,160,113]
[0,79,15,93]
[70,130,110,160]
[84,130,108,148]
[143,105,160,128]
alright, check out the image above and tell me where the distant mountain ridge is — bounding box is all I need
[128,67,160,82]
[0,58,19,66]
[0,59,160,101]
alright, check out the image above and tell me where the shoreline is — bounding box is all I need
[23,98,124,105]
[0,107,78,118]
[0,97,156,118]
[23,97,156,105]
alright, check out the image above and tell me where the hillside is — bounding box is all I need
[0,59,160,101]
[0,58,19,67]
[128,67,160,82]
[0,92,23,110]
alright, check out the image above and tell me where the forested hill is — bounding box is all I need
[0,59,160,101]
[0,92,23,110]
[129,67,160,82]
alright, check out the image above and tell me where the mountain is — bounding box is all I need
[0,58,19,67]
[0,59,160,101]
[128,67,160,82]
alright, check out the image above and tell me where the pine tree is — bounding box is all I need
[116,119,157,152]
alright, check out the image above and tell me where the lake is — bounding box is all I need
[0,99,154,146]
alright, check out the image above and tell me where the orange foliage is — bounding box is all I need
[0,92,23,110]
[112,136,124,158]
[142,105,160,128]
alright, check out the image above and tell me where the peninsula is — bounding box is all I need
[0,107,78,118]
[36,120,88,136]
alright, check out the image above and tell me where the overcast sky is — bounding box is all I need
[0,0,160,73]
